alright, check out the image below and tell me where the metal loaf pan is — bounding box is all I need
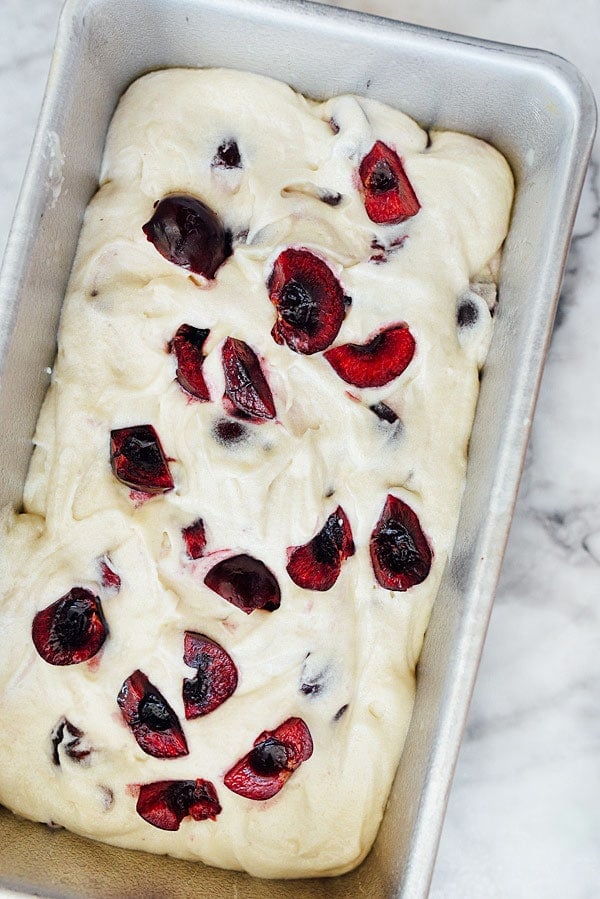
[0,0,595,896]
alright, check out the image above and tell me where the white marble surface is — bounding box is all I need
[1,1,599,896]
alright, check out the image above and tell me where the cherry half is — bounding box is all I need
[222,337,276,420]
[287,506,355,591]
[182,632,238,719]
[32,588,108,666]
[370,494,432,591]
[324,324,415,388]
[268,248,348,355]
[359,141,420,224]
[136,779,221,831]
[204,554,281,614]
[110,425,174,494]
[117,670,188,759]
[224,718,313,800]
[142,194,232,279]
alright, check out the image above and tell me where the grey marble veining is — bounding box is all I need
[1,1,599,897]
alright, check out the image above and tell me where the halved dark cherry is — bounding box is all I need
[359,141,420,224]
[370,494,432,591]
[136,779,221,831]
[224,718,313,800]
[142,194,232,278]
[222,337,276,420]
[287,506,355,591]
[182,518,207,560]
[169,324,211,401]
[324,324,415,388]
[268,248,348,354]
[110,425,174,493]
[204,554,281,614]
[182,632,238,719]
[32,588,107,666]
[117,670,188,758]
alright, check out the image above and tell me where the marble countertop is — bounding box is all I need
[1,1,599,896]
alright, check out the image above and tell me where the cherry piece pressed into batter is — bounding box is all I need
[142,194,231,278]
[222,337,276,420]
[182,631,238,719]
[136,779,221,831]
[117,669,188,759]
[169,324,211,401]
[32,588,108,666]
[268,248,348,355]
[287,506,355,591]
[212,139,242,169]
[324,324,415,388]
[224,717,313,800]
[370,494,432,591]
[359,141,420,224]
[204,554,281,614]
[110,425,174,494]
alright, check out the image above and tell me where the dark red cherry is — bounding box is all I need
[136,779,221,831]
[268,248,347,354]
[142,194,232,278]
[222,337,276,420]
[370,494,432,590]
[204,554,281,614]
[169,324,211,401]
[110,425,174,494]
[324,324,415,388]
[224,717,313,800]
[287,506,355,591]
[182,518,207,560]
[359,141,420,224]
[32,588,107,666]
[117,670,188,759]
[182,632,238,719]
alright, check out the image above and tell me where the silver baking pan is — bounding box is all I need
[0,0,595,896]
